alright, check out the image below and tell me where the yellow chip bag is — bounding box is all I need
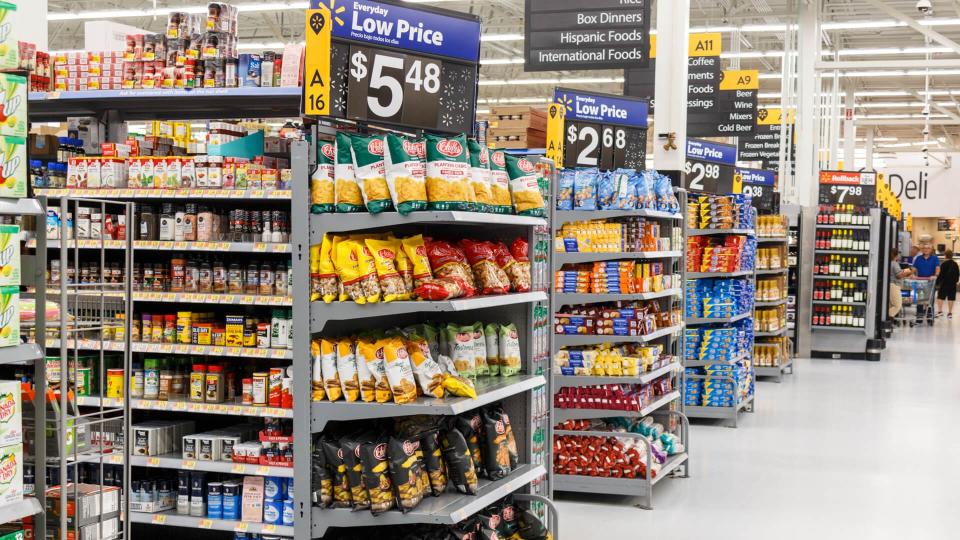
[354,339,380,402]
[336,338,361,402]
[351,134,393,213]
[320,338,342,401]
[364,238,409,303]
[394,242,415,295]
[354,242,382,303]
[312,140,336,213]
[424,133,472,211]
[316,234,339,303]
[335,132,364,213]
[400,234,433,288]
[467,139,494,212]
[407,334,445,399]
[487,150,514,214]
[382,337,418,404]
[311,339,326,401]
[384,134,428,215]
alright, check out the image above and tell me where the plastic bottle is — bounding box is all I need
[144,358,160,399]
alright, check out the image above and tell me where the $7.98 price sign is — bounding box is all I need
[828,184,863,203]
[818,171,875,206]
[347,45,442,128]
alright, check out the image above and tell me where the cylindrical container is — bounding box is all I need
[163,314,176,343]
[106,369,124,398]
[270,310,284,349]
[189,364,206,402]
[281,377,292,409]
[176,471,190,515]
[130,363,144,398]
[197,205,215,242]
[141,314,153,343]
[177,311,193,344]
[259,262,274,296]
[159,365,173,401]
[170,255,186,292]
[222,481,241,520]
[151,316,164,343]
[263,498,282,525]
[143,358,160,399]
[185,259,199,292]
[285,476,294,500]
[206,482,223,519]
[251,372,268,406]
[268,367,283,408]
[264,476,283,500]
[241,378,253,405]
[282,499,294,526]
[183,203,198,241]
[274,263,287,297]
[205,365,225,403]
[159,203,175,241]
[174,206,186,241]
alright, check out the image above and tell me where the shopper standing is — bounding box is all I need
[889,248,912,320]
[912,244,940,323]
[936,250,960,319]
[904,245,920,267]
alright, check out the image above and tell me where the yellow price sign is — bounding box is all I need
[545,103,566,168]
[152,515,166,524]
[649,33,722,60]
[199,520,214,529]
[304,5,333,116]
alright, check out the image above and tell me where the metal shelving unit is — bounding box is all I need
[755,268,789,275]
[549,183,689,509]
[27,239,292,253]
[297,143,554,538]
[755,214,795,383]
[129,511,295,537]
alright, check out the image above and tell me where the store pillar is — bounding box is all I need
[794,0,820,206]
[843,87,856,169]
[653,0,689,183]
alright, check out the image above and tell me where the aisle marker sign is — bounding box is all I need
[684,138,741,194]
[304,4,332,116]
[545,102,566,167]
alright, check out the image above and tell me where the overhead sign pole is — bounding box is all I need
[653,0,690,175]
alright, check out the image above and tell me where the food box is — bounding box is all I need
[0,2,18,70]
[0,73,26,138]
[0,286,18,347]
[0,443,22,505]
[0,225,19,286]
[0,381,20,446]
[0,529,24,540]
[0,135,25,198]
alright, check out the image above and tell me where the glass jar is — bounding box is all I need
[183,204,198,242]
[170,255,186,292]
[185,259,199,292]
[245,262,259,294]
[197,205,215,242]
[198,260,213,293]
[259,263,274,296]
[227,263,243,294]
[212,259,227,294]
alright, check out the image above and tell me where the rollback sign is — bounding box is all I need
[818,170,876,206]
[554,87,648,170]
[304,0,481,133]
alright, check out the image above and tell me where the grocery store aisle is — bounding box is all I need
[555,324,960,539]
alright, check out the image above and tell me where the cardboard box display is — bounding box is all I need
[0,443,22,505]
[0,286,18,347]
[0,224,19,287]
[0,380,21,446]
[0,73,26,138]
[46,483,121,525]
[0,2,18,70]
[0,135,25,198]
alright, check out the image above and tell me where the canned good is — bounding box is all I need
[268,367,283,407]
[251,372,268,406]
[106,369,125,398]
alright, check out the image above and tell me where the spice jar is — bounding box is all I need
[160,203,176,241]
[183,204,198,241]
[141,314,153,343]
[159,363,173,401]
[204,365,225,403]
[185,259,199,292]
[227,263,243,294]
[130,362,145,398]
[198,260,213,292]
[274,262,287,297]
[151,315,164,343]
[190,364,206,402]
[259,262,274,296]
[197,205,215,242]
[163,314,176,343]
[212,259,227,293]
[172,361,186,398]
[177,311,193,344]
[242,378,252,405]
[174,205,186,241]
[170,255,186,292]
[139,205,158,241]
[144,358,161,400]
[245,262,259,294]
[207,155,223,188]
[153,263,167,291]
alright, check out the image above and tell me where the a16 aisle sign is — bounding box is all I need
[684,138,740,193]
[304,0,481,133]
[818,170,877,206]
[554,87,649,170]
[738,167,778,213]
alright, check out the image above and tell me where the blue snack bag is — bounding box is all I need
[597,170,617,210]
[556,169,575,210]
[612,169,637,209]
[655,173,680,213]
[574,168,598,210]
[636,171,656,209]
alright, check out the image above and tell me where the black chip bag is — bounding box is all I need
[388,436,426,512]
[440,428,479,495]
[321,436,352,509]
[517,508,551,540]
[491,406,520,469]
[450,517,481,540]
[420,431,448,496]
[360,434,396,515]
[497,499,520,539]
[412,438,432,502]
[476,505,503,533]
[455,413,485,477]
[340,434,371,511]
[311,436,333,508]
[481,408,513,480]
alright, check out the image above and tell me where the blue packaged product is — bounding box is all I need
[286,477,294,500]
[264,476,283,500]
[573,168,598,210]
[596,170,617,210]
[263,498,283,525]
[207,482,223,519]
[283,499,294,526]
[222,481,241,520]
[239,53,262,87]
[557,169,575,210]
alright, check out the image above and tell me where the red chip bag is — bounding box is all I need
[414,276,473,300]
[425,239,476,292]
[492,241,530,293]
[460,239,510,295]
[509,237,532,292]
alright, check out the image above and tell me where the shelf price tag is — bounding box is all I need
[199,520,214,529]
[304,4,333,116]
[146,457,160,467]
[262,525,277,534]
[152,515,166,524]
[231,463,247,474]
[182,460,197,470]
[234,523,249,533]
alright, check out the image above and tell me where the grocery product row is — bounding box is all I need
[687,194,755,231]
[815,204,872,226]
[555,168,681,214]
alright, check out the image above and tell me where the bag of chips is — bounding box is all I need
[455,413,484,476]
[383,337,418,404]
[443,324,477,378]
[333,240,374,304]
[400,234,433,289]
[597,170,617,210]
[310,339,326,401]
[413,276,471,301]
[425,239,476,290]
[488,150,514,214]
[364,238,410,302]
[610,168,638,210]
[393,241,416,295]
[509,237,532,294]
[498,323,522,376]
[354,339,380,403]
[482,408,513,479]
[425,133,472,211]
[574,168,599,210]
[483,323,500,375]
[339,434,371,511]
[518,507,552,540]
[320,338,342,401]
[311,435,333,507]
[655,172,680,213]
[636,170,656,209]
[491,241,529,293]
[320,436,352,508]
[504,154,546,217]
[359,434,396,515]
[420,431,448,497]
[467,138,494,213]
[336,338,361,402]
[437,354,478,399]
[315,234,340,303]
[477,505,503,533]
[471,322,492,376]
[335,132,364,213]
[312,140,336,214]
[384,134,428,215]
[440,427,479,495]
[350,134,393,214]
[460,239,510,295]
[363,339,392,403]
[387,436,426,513]
[406,333,444,398]
[497,499,520,539]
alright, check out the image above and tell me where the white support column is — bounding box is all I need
[653,0,690,173]
[795,0,820,206]
[865,127,875,170]
[843,87,856,170]
[12,0,48,50]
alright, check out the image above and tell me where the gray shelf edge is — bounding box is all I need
[0,198,44,216]
[812,300,866,306]
[553,250,684,263]
[129,454,295,478]
[687,270,755,278]
[553,391,681,420]
[554,210,683,222]
[554,289,682,304]
[687,229,755,236]
[0,343,44,365]
[755,327,789,337]
[816,224,870,230]
[814,250,869,255]
[684,394,754,418]
[553,362,681,388]
[755,299,788,307]
[812,275,868,281]
[686,311,752,325]
[311,211,547,232]
[755,268,789,275]
[553,324,684,347]
[129,511,294,537]
[756,236,789,243]
[811,325,867,333]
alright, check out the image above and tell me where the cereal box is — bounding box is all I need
[0,225,18,287]
[0,2,18,71]
[0,286,18,347]
[0,443,22,505]
[0,381,20,446]
[0,135,24,198]
[0,73,26,138]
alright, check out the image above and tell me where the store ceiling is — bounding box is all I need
[45,0,960,151]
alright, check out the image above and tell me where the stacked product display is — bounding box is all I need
[754,214,793,381]
[684,194,756,428]
[550,167,688,509]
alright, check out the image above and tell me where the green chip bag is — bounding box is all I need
[334,132,364,213]
[425,134,473,211]
[384,134,428,215]
[350,134,393,214]
[467,139,493,213]
[487,149,514,214]
[504,153,546,217]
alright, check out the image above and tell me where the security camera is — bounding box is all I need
[922,127,931,135]
[922,104,932,115]
[922,146,930,153]
[917,0,933,14]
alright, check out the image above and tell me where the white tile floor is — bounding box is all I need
[555,324,960,539]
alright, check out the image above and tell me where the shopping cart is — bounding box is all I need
[904,277,937,326]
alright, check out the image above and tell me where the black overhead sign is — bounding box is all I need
[524,0,652,72]
[738,107,796,173]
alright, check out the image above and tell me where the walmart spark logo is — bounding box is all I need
[560,94,573,115]
[327,0,346,27]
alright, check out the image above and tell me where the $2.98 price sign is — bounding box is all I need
[564,120,645,170]
[347,45,442,128]
[818,170,876,206]
[683,159,737,193]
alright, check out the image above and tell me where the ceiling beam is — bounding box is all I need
[862,0,960,55]
[817,59,960,70]
[858,119,960,125]
[911,91,960,121]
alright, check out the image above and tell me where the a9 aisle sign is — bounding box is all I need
[564,121,628,170]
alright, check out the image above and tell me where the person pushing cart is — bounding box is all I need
[910,244,940,325]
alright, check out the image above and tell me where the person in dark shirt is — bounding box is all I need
[936,250,960,319]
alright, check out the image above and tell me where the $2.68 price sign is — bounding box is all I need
[564,120,645,170]
[347,45,443,128]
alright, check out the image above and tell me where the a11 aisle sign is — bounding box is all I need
[554,87,649,170]
[304,0,481,133]
[684,138,740,194]
[818,170,877,206]
[738,167,778,213]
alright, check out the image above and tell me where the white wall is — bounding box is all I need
[85,21,153,51]
[883,152,960,218]
[14,0,47,50]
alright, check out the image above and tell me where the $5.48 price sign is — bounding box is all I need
[564,121,645,170]
[347,45,442,129]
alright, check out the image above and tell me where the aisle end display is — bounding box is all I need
[754,213,794,382]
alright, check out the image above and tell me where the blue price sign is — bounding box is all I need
[554,87,649,128]
[684,138,738,193]
[738,167,778,212]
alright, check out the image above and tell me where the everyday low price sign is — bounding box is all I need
[737,167,777,213]
[554,87,648,170]
[684,138,740,194]
[304,0,480,133]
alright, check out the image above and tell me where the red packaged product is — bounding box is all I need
[413,276,473,300]
[424,239,476,292]
[492,241,530,292]
[460,239,510,295]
